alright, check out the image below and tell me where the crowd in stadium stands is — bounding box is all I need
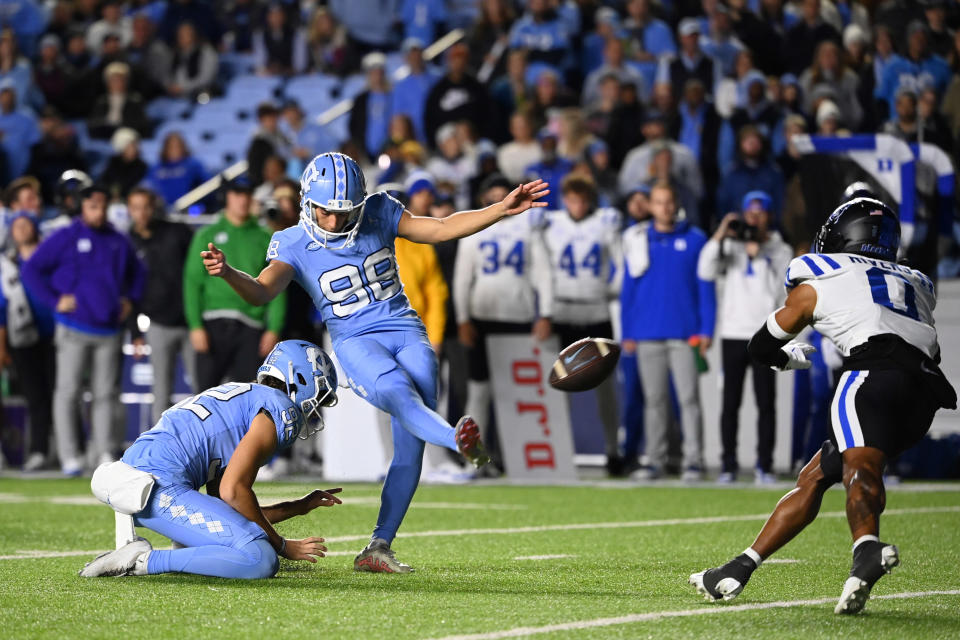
[0,0,956,481]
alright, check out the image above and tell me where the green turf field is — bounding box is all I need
[1,477,958,639]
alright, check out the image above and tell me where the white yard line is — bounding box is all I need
[318,505,960,543]
[513,554,577,561]
[426,590,960,640]
[0,548,357,561]
[0,493,526,511]
[763,558,800,564]
[4,505,956,561]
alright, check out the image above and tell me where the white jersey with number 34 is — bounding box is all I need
[785,253,938,359]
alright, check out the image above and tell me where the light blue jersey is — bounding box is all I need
[267,192,423,346]
[123,382,304,489]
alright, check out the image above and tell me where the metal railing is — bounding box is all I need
[171,28,465,213]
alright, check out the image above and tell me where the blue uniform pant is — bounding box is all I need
[134,481,278,579]
[336,330,457,543]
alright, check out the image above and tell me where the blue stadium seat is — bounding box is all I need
[339,74,367,101]
[139,137,162,165]
[190,98,252,128]
[284,74,338,111]
[226,74,283,104]
[145,97,193,122]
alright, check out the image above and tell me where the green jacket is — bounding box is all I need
[183,214,286,333]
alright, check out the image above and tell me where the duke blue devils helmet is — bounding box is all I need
[257,340,338,439]
[815,197,900,262]
[299,152,367,249]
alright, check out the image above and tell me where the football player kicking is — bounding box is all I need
[201,152,549,572]
[689,197,957,613]
[79,340,344,578]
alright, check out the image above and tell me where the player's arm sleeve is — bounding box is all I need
[383,193,406,243]
[782,254,821,293]
[259,394,305,450]
[531,231,554,319]
[20,235,63,311]
[182,230,206,330]
[452,237,475,325]
[421,246,448,345]
[264,239,288,334]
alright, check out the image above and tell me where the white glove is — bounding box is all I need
[776,342,817,371]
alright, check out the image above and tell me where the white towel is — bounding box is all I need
[91,461,156,515]
[623,221,651,278]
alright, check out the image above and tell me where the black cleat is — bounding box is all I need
[689,554,758,602]
[835,540,899,614]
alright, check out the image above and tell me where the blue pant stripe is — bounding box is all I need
[838,370,860,448]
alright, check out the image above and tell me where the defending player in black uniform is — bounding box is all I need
[689,196,957,614]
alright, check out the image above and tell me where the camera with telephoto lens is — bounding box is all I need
[263,199,281,221]
[728,218,759,242]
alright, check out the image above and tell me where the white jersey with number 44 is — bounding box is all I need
[541,208,622,325]
[785,252,938,359]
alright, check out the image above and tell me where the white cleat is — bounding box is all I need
[834,543,900,615]
[79,539,152,577]
[354,538,413,573]
[689,570,744,602]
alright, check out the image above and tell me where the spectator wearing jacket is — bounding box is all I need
[127,187,195,423]
[182,177,285,391]
[21,185,145,475]
[697,191,793,484]
[620,181,715,481]
[0,213,56,471]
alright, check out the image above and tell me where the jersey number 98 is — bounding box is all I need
[318,247,402,317]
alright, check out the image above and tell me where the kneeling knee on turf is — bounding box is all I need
[240,538,279,579]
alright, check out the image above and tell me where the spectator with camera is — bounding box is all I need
[697,190,792,484]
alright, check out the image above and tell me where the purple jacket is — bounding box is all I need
[22,219,146,335]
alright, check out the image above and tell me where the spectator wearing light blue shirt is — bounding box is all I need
[875,21,951,116]
[623,0,676,92]
[280,101,341,178]
[0,83,41,184]
[329,0,400,55]
[349,52,393,160]
[581,6,626,75]
[401,0,448,45]
[509,0,573,71]
[699,6,745,79]
[391,38,441,144]
[583,38,647,107]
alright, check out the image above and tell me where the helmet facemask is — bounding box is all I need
[299,198,366,250]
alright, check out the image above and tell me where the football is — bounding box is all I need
[548,338,621,392]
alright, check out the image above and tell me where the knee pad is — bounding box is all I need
[819,440,843,485]
[243,538,279,579]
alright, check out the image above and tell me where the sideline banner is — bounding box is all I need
[487,335,577,480]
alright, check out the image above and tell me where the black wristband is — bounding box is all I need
[747,322,790,369]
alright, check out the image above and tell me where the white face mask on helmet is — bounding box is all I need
[299,152,368,250]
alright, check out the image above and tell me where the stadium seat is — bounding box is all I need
[338,74,368,101]
[226,74,283,104]
[139,137,161,165]
[283,74,338,111]
[145,97,193,122]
